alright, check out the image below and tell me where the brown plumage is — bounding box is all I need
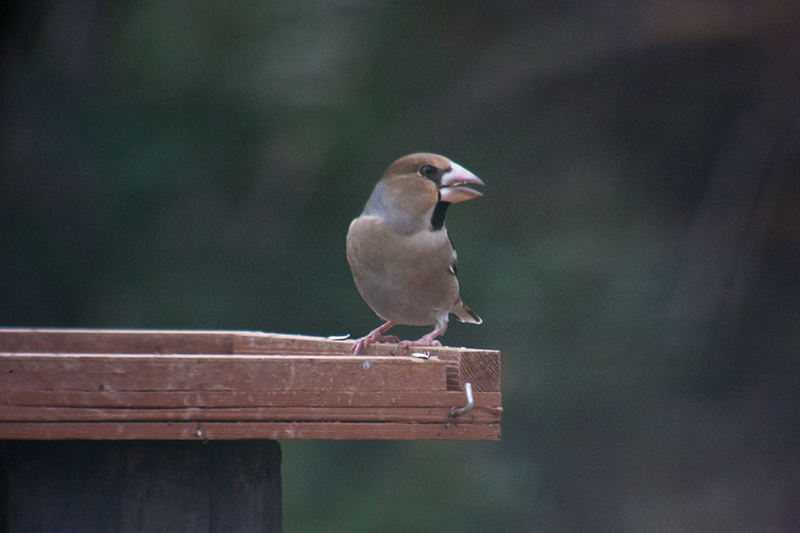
[347,153,484,354]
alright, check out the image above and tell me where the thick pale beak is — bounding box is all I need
[438,162,485,203]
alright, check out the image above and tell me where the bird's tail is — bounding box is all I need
[451,298,482,325]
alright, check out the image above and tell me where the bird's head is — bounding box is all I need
[365,153,484,233]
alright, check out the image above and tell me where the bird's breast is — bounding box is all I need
[347,215,460,326]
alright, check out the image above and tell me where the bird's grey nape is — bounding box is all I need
[363,181,387,217]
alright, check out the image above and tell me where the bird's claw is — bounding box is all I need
[396,334,442,354]
[351,332,400,355]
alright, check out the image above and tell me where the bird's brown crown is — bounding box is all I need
[376,153,451,222]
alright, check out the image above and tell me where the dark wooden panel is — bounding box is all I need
[0,440,282,532]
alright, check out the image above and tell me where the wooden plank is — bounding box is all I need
[0,421,500,441]
[0,328,448,356]
[0,353,446,392]
[234,332,477,391]
[0,403,501,424]
[0,328,238,355]
[4,389,500,409]
[234,331,359,355]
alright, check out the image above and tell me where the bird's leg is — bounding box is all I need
[352,321,399,354]
[397,328,443,351]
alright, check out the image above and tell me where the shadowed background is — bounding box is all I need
[2,1,799,530]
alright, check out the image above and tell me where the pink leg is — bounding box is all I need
[352,321,399,354]
[398,328,443,351]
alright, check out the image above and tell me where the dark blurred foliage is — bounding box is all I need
[3,0,800,530]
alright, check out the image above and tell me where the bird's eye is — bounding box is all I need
[420,165,437,178]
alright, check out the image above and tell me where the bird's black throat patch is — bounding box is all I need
[431,201,449,231]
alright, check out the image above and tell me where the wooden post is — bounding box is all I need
[0,328,502,532]
[0,440,281,532]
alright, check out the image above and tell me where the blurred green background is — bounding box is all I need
[2,1,799,530]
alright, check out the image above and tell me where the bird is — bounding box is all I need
[346,153,484,355]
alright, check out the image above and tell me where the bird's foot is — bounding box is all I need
[353,334,400,355]
[352,322,398,354]
[396,329,443,353]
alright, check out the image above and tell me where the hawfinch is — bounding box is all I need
[347,153,484,354]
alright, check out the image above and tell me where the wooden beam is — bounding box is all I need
[0,328,502,441]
